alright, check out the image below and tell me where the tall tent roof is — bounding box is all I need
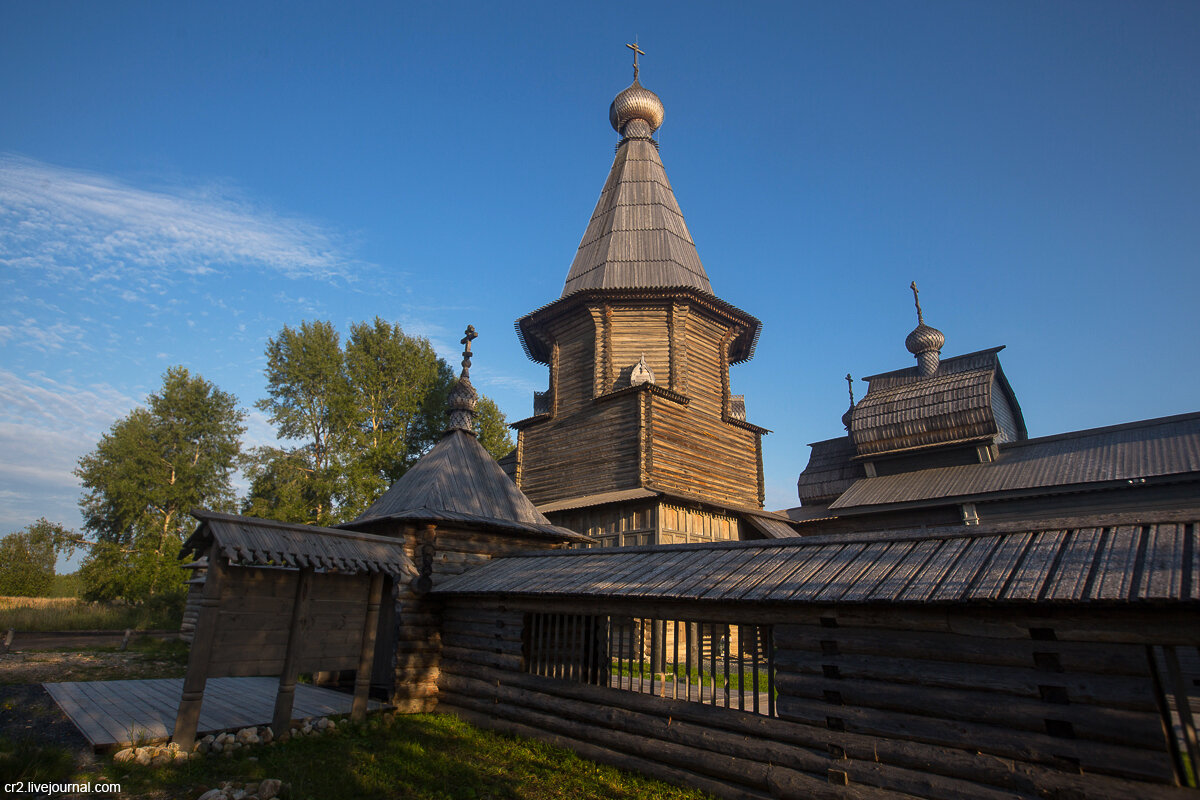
[560,79,713,298]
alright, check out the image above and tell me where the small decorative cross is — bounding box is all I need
[627,40,645,80]
[910,281,924,325]
[845,373,855,406]
[461,325,478,373]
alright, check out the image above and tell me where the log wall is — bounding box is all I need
[516,298,764,511]
[374,523,569,711]
[436,596,1199,800]
[647,396,761,508]
[518,393,642,505]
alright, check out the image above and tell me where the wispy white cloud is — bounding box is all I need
[0,154,367,296]
[0,369,141,533]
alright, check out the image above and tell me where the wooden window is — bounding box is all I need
[523,612,775,717]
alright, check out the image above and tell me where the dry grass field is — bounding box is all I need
[0,596,180,632]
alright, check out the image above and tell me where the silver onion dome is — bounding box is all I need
[609,80,665,135]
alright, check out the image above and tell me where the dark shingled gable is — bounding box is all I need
[183,509,416,576]
[851,347,1026,457]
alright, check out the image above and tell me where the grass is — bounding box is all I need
[0,596,181,632]
[611,661,773,692]
[0,736,77,785]
[6,713,718,800]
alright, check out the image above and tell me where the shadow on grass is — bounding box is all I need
[0,736,77,784]
[100,713,715,800]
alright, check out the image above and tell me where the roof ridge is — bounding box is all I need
[1009,411,1200,449]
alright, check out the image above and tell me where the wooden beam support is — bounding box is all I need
[272,566,313,737]
[352,571,386,721]
[172,542,224,752]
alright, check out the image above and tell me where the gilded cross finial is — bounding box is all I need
[626,40,645,80]
[910,281,924,325]
[460,325,478,376]
[845,373,855,406]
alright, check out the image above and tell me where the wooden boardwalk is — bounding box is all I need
[44,677,384,750]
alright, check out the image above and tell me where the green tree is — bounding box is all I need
[341,318,454,515]
[75,367,245,602]
[474,395,515,461]
[0,519,76,597]
[247,318,513,523]
[241,445,328,524]
[253,321,346,525]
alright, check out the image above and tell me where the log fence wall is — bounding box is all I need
[436,597,1200,799]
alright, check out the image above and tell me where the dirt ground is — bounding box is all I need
[1,645,189,772]
[0,647,183,685]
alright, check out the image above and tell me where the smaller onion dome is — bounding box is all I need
[905,282,944,377]
[904,323,946,357]
[609,80,664,135]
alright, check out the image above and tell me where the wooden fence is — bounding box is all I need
[437,597,1199,799]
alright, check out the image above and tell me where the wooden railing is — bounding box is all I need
[523,612,775,717]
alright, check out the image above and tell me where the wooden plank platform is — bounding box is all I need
[44,677,385,750]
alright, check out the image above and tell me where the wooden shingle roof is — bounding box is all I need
[831,412,1200,511]
[561,132,711,297]
[434,508,1200,605]
[345,429,591,543]
[850,347,1026,457]
[796,436,865,504]
[182,509,415,576]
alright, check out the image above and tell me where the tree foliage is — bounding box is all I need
[247,317,514,524]
[75,366,245,602]
[0,519,76,597]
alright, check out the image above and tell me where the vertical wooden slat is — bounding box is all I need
[172,542,224,751]
[767,624,775,719]
[729,623,739,710]
[351,572,384,722]
[709,624,717,707]
[649,618,658,697]
[271,567,314,736]
[723,624,731,708]
[1165,645,1200,783]
[673,619,680,700]
[752,624,761,715]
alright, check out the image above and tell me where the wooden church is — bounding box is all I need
[500,52,796,547]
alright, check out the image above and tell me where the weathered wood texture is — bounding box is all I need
[516,297,764,512]
[45,677,384,750]
[209,568,369,677]
[436,597,1198,800]
[548,501,658,548]
[363,523,569,711]
[519,392,642,505]
[647,395,761,508]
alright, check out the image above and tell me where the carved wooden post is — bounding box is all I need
[272,566,313,737]
[352,571,386,721]
[172,542,224,751]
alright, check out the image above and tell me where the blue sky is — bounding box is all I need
[2,1,1198,568]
